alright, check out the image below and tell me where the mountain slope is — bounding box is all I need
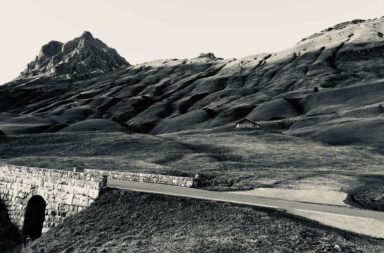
[1,18,384,146]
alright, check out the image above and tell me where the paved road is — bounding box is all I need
[108,179,384,238]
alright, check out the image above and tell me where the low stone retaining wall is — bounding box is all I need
[0,165,107,231]
[84,169,195,188]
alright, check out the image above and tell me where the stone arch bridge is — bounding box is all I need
[0,165,107,233]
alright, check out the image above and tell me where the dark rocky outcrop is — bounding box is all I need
[198,52,217,60]
[19,31,129,79]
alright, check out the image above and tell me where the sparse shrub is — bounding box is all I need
[379,104,384,112]
[202,108,215,118]
[193,173,216,187]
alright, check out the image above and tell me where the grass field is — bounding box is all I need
[1,129,384,211]
[25,189,384,253]
[1,130,383,190]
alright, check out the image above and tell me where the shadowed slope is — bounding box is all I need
[26,190,384,253]
[0,198,22,253]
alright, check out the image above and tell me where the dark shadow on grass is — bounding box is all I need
[0,198,23,253]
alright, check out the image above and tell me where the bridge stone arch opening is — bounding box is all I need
[22,195,46,241]
[0,165,107,233]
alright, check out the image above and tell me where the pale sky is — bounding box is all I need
[1,0,384,84]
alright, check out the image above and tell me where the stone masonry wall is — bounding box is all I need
[84,169,195,188]
[0,165,107,232]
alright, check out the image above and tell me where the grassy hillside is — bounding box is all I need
[26,190,384,253]
[1,130,383,193]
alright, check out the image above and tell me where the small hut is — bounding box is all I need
[235,119,262,129]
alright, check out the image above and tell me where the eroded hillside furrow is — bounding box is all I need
[157,63,227,102]
[326,33,354,73]
[284,80,297,92]
[327,43,344,71]
[311,46,326,65]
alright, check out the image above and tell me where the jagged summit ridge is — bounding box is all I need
[19,31,129,79]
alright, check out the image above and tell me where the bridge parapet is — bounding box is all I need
[84,169,195,187]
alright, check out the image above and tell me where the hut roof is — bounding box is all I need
[235,118,261,127]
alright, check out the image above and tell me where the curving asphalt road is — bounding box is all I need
[108,179,384,239]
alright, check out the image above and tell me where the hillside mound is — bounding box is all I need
[26,190,384,253]
[60,119,129,133]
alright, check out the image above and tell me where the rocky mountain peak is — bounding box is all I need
[198,52,217,60]
[19,31,129,79]
[40,41,63,58]
[80,31,94,39]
